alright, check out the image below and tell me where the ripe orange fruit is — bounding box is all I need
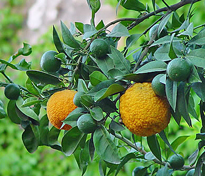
[40,50,61,72]
[119,82,170,136]
[4,83,20,100]
[46,89,77,130]
[166,58,191,82]
[90,39,110,59]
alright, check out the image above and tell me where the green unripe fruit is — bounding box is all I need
[132,166,148,176]
[77,114,98,134]
[167,58,192,82]
[151,74,166,96]
[169,154,185,170]
[40,50,61,72]
[90,39,111,59]
[4,83,20,100]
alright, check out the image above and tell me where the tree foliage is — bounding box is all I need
[1,0,205,175]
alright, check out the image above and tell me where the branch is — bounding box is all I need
[98,0,201,32]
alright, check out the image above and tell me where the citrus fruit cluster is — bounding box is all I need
[119,82,170,136]
[47,89,98,133]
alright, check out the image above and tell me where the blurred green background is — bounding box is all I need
[0,0,204,175]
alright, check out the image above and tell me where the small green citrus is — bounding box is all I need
[40,50,61,72]
[90,39,110,59]
[132,166,148,176]
[169,154,185,170]
[73,91,85,107]
[167,58,192,82]
[77,114,98,134]
[4,83,20,100]
[151,74,166,96]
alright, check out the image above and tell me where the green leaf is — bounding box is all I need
[96,98,117,113]
[119,0,146,11]
[87,0,101,13]
[90,106,104,121]
[26,78,40,96]
[20,42,32,56]
[147,135,161,161]
[99,159,107,176]
[159,131,176,156]
[109,120,125,132]
[178,22,193,37]
[26,70,61,85]
[21,97,41,107]
[0,58,18,70]
[75,22,84,33]
[77,79,88,93]
[63,108,84,127]
[16,97,39,124]
[192,76,205,102]
[53,26,65,53]
[83,24,98,39]
[15,59,31,71]
[91,56,114,76]
[126,34,141,49]
[47,126,61,150]
[61,21,80,48]
[186,48,205,68]
[152,36,181,46]
[39,115,49,146]
[158,13,172,35]
[89,71,107,86]
[107,23,130,37]
[177,82,192,126]
[22,125,39,153]
[93,126,121,164]
[108,46,130,74]
[156,164,173,176]
[168,34,178,59]
[188,65,201,84]
[188,28,205,45]
[166,78,177,111]
[167,136,189,158]
[135,61,167,74]
[0,100,6,119]
[154,44,171,61]
[94,83,125,102]
[194,151,205,176]
[188,94,198,120]
[196,133,205,140]
[115,153,136,176]
[62,127,85,156]
[7,100,21,124]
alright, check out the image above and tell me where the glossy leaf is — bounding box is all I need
[26,70,61,85]
[156,164,173,176]
[47,126,61,149]
[108,46,130,74]
[39,115,49,146]
[158,13,172,35]
[119,0,146,11]
[94,83,125,102]
[154,44,171,61]
[0,100,6,119]
[194,151,205,176]
[115,153,136,176]
[87,0,101,13]
[93,126,121,164]
[192,76,205,102]
[152,36,181,46]
[166,135,189,158]
[107,23,130,37]
[62,127,85,156]
[126,34,141,49]
[16,97,39,124]
[95,98,117,113]
[7,100,21,124]
[26,78,40,96]
[22,125,39,153]
[188,65,201,84]
[188,27,205,45]
[109,120,125,132]
[135,61,167,74]
[186,48,205,68]
[177,83,192,126]
[147,135,161,161]
[61,21,80,48]
[166,78,177,111]
[90,106,104,121]
[53,26,65,53]
[89,71,107,86]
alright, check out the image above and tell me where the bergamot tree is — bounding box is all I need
[1,0,205,175]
